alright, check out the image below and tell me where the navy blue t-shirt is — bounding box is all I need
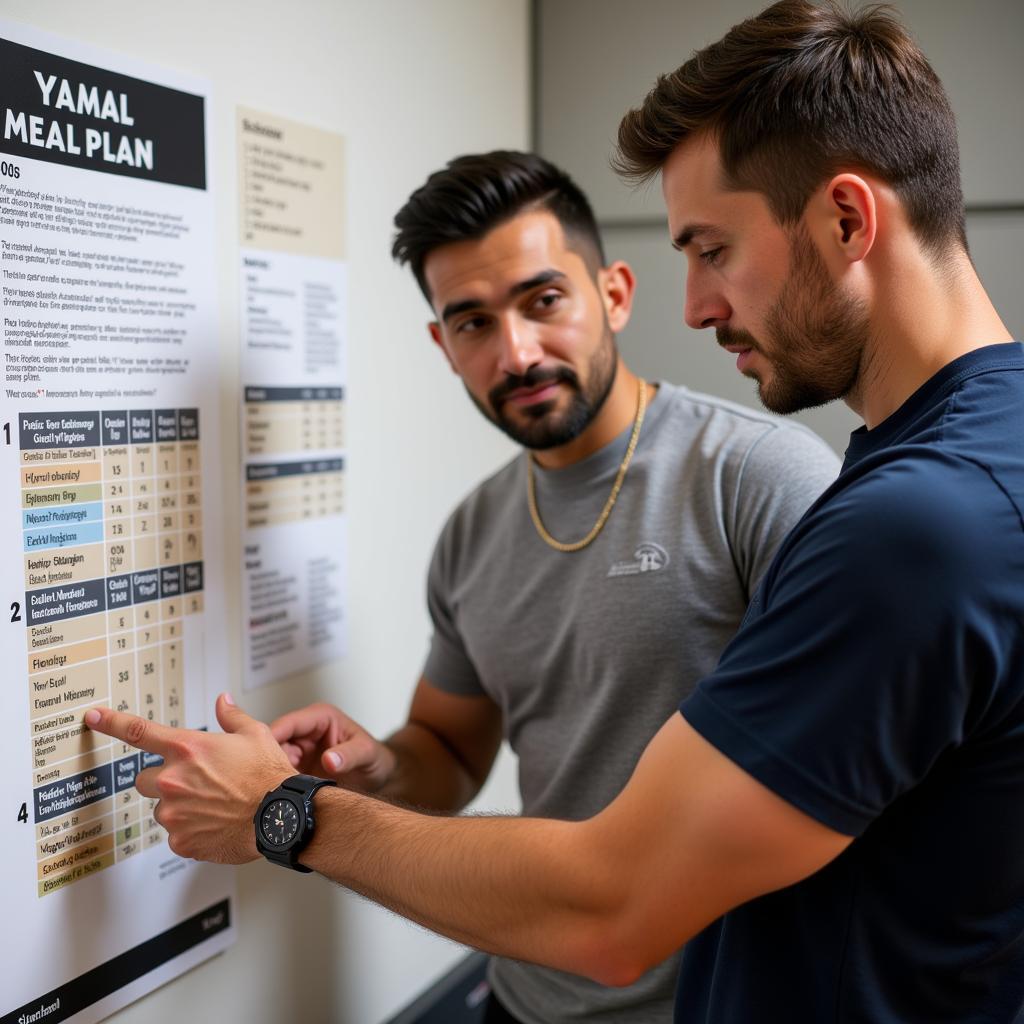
[677,343,1024,1023]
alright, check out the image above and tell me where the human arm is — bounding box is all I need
[85,698,850,986]
[270,679,502,812]
[300,710,851,985]
[86,451,1011,985]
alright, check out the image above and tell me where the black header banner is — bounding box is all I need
[246,457,345,481]
[0,37,206,189]
[245,386,345,403]
[0,899,231,1024]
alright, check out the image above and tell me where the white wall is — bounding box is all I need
[535,0,1024,454]
[2,2,528,1021]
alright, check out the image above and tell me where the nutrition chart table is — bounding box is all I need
[22,408,204,897]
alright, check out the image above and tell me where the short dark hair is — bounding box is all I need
[615,0,967,257]
[392,150,605,301]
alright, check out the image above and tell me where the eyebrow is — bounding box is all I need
[671,223,722,251]
[440,269,567,323]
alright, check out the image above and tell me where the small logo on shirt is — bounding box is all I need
[607,542,670,578]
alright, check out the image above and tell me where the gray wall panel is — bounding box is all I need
[537,0,1024,220]
[967,212,1024,341]
[893,0,1024,206]
[536,0,757,221]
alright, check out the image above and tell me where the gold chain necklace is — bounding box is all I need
[526,379,648,553]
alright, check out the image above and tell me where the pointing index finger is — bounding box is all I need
[84,707,175,757]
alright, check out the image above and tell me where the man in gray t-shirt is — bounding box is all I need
[271,151,839,1024]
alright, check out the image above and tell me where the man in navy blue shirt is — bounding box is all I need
[87,1,1024,1020]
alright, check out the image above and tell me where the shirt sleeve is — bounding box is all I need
[683,452,1010,837]
[421,520,486,696]
[728,423,841,598]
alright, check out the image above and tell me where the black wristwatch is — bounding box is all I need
[254,774,337,872]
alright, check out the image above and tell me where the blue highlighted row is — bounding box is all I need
[24,520,104,552]
[35,751,167,822]
[23,501,104,532]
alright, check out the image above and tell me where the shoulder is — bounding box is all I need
[656,383,838,463]
[653,383,840,492]
[446,451,523,524]
[432,452,524,558]
[784,449,1011,600]
[835,449,999,534]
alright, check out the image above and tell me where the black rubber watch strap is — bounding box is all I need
[257,775,337,872]
[263,845,312,872]
[282,774,337,800]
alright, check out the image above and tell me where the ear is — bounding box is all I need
[807,173,877,267]
[427,321,459,374]
[597,260,637,333]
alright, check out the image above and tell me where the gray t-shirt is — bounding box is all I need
[422,382,840,1024]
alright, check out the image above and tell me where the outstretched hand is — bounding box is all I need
[270,701,397,793]
[85,694,295,864]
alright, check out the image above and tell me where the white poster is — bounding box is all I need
[238,108,347,690]
[0,22,234,1024]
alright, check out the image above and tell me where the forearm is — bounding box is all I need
[300,788,637,985]
[378,723,485,813]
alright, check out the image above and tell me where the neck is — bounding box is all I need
[531,360,644,469]
[849,245,1012,429]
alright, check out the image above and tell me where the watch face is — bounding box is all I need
[260,798,301,847]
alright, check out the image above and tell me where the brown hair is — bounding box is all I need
[615,0,967,255]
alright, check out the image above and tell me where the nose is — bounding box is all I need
[496,315,543,376]
[684,267,731,331]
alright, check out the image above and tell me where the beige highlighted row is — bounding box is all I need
[38,847,114,896]
[25,601,190,650]
[34,746,118,789]
[247,505,344,529]
[27,599,189,645]
[28,636,108,684]
[25,545,105,591]
[245,418,345,457]
[23,446,101,465]
[37,813,111,862]
[22,463,102,487]
[28,605,106,649]
[29,660,109,721]
[32,712,109,769]
[35,796,108,844]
